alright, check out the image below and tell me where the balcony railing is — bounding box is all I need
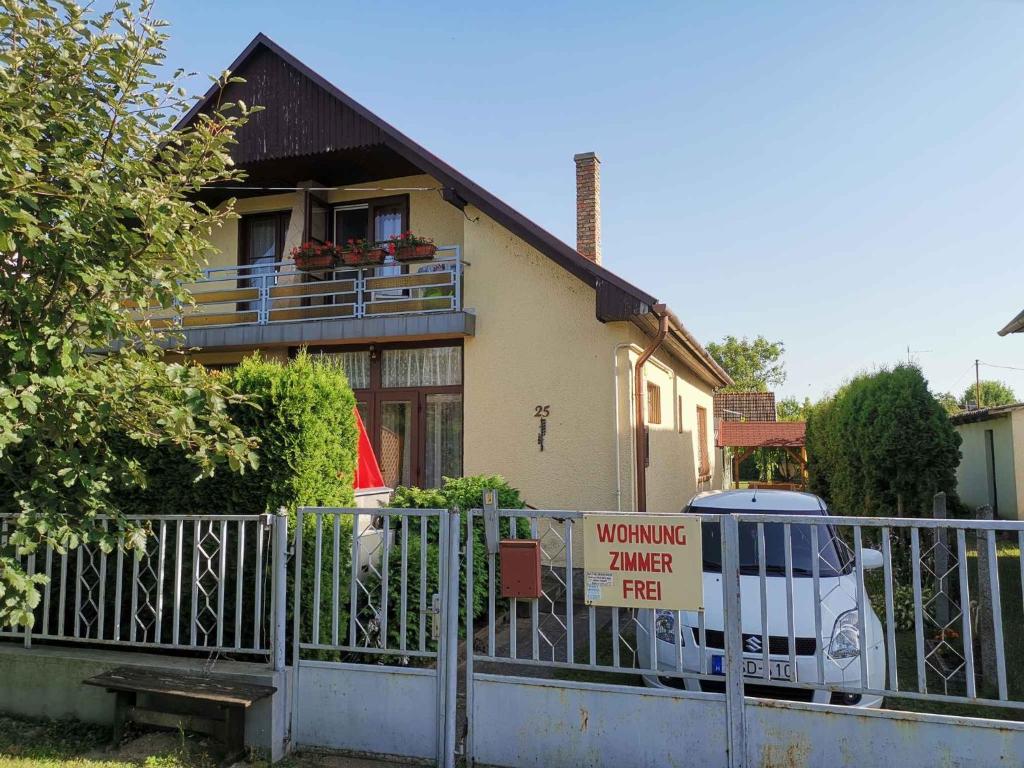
[138,245,463,330]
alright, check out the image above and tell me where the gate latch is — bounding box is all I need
[431,593,442,640]
[483,488,500,555]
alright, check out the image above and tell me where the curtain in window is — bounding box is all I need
[425,393,462,488]
[382,347,461,388]
[319,351,371,390]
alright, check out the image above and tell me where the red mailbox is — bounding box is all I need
[499,539,542,599]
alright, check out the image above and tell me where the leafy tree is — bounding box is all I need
[777,396,812,422]
[0,1,259,627]
[959,380,1016,409]
[935,391,960,415]
[806,365,962,517]
[706,335,786,392]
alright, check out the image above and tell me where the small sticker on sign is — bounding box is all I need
[585,572,613,601]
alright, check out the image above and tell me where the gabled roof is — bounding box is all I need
[714,391,777,422]
[998,308,1024,336]
[179,34,731,388]
[716,421,805,448]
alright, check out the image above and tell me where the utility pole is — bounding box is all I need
[976,359,982,408]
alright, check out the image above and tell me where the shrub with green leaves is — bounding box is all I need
[376,475,528,648]
[806,365,962,518]
[115,352,357,518]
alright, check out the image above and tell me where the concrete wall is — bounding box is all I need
[954,413,1021,519]
[471,674,1024,768]
[0,644,290,761]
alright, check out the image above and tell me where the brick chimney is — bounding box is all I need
[574,152,601,264]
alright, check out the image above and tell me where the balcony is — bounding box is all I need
[143,246,474,350]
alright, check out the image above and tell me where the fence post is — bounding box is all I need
[443,508,460,768]
[976,505,996,692]
[720,514,747,768]
[271,507,288,673]
[932,492,950,629]
[24,553,35,649]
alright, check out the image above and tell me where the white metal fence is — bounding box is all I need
[465,504,1024,767]
[0,512,288,659]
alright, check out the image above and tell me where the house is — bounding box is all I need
[950,404,1024,520]
[165,34,731,512]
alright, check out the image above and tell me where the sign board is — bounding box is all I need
[582,514,703,610]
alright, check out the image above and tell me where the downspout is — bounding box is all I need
[634,303,669,512]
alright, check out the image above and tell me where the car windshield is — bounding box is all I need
[694,509,850,578]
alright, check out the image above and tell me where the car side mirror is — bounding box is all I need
[861,548,883,570]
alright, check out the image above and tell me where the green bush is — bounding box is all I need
[806,365,962,518]
[376,475,528,648]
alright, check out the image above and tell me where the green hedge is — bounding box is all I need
[115,351,358,517]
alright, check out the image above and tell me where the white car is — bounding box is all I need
[637,489,885,707]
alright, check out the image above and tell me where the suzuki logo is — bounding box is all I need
[744,635,763,653]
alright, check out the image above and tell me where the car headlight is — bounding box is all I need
[828,609,861,659]
[655,610,676,643]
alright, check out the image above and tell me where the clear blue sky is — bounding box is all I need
[160,0,1024,402]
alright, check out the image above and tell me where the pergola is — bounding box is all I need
[716,421,807,489]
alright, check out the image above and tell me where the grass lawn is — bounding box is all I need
[0,716,196,768]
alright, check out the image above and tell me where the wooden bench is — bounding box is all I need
[84,666,276,764]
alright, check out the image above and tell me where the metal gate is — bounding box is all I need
[289,507,459,766]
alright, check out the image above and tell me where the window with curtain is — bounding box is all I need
[319,350,370,390]
[382,347,461,388]
[425,393,463,487]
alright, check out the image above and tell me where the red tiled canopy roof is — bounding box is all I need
[716,421,805,448]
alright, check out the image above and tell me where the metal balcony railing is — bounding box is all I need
[137,245,463,330]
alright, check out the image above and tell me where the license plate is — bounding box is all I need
[711,654,793,680]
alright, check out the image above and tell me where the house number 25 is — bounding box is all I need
[533,405,550,418]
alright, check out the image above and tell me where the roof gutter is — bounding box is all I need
[634,304,669,513]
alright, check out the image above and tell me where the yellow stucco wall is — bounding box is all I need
[461,209,718,512]
[461,209,623,510]
[954,414,1020,519]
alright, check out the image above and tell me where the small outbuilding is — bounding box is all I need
[715,420,807,490]
[950,404,1024,520]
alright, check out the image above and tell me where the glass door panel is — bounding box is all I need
[373,203,404,299]
[243,215,280,312]
[378,398,414,488]
[424,393,462,488]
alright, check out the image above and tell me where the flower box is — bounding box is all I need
[341,248,388,267]
[394,243,438,262]
[294,251,337,271]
